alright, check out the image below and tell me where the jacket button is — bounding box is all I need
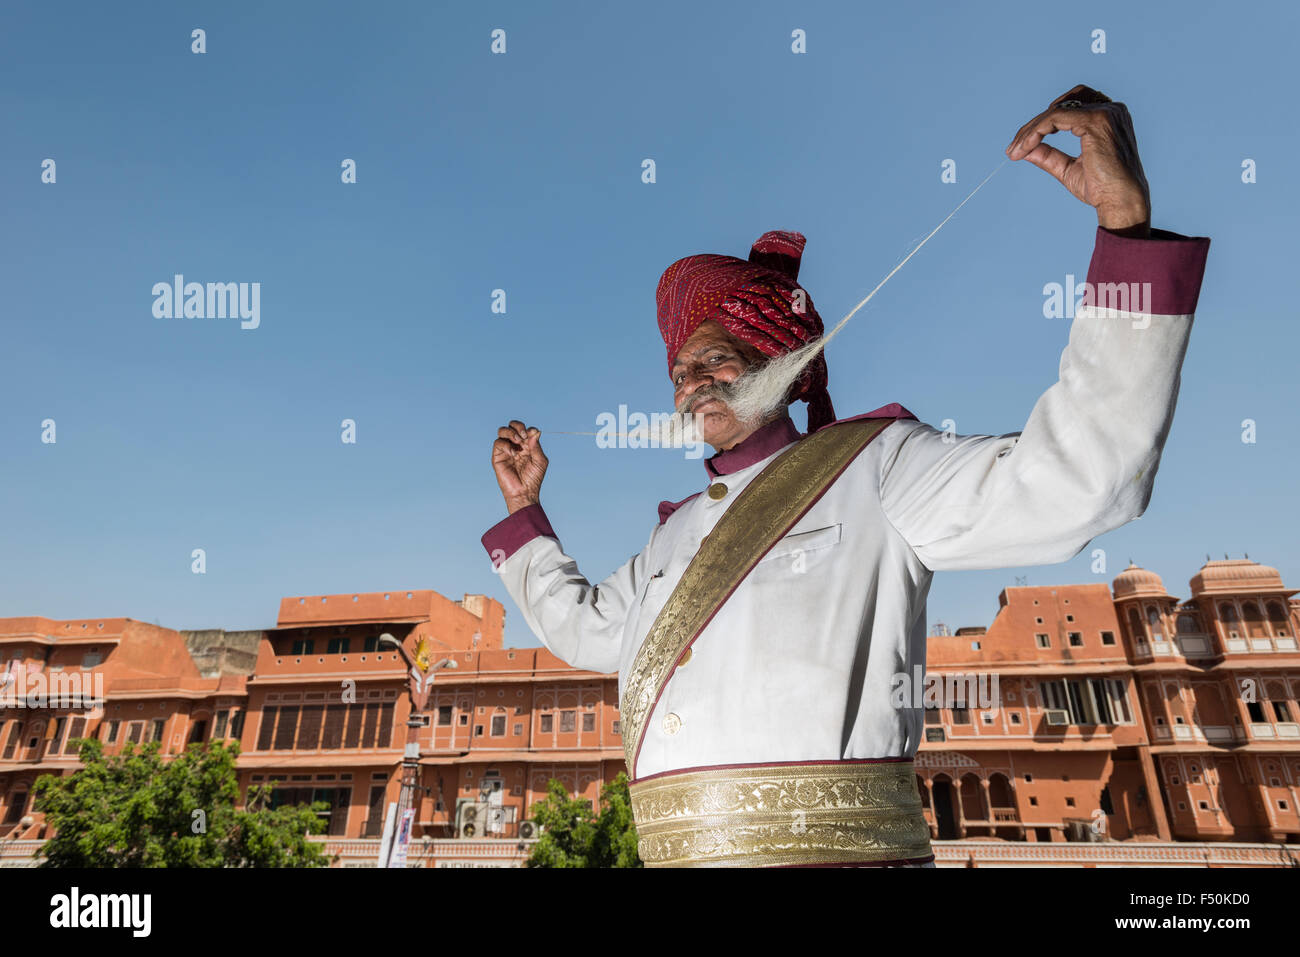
[662,712,682,735]
[707,483,728,500]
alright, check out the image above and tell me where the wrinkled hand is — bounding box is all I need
[1006,85,1151,238]
[492,419,547,515]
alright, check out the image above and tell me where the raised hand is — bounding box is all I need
[1006,85,1151,238]
[492,419,548,515]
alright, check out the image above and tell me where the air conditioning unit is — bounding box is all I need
[518,820,538,839]
[456,800,480,838]
[1045,709,1070,726]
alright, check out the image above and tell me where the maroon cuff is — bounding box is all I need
[481,503,559,563]
[1084,226,1211,316]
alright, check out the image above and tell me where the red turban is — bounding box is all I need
[656,229,835,433]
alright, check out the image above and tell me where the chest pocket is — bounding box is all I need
[754,522,842,570]
[640,568,669,607]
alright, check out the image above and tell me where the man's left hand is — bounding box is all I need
[1006,84,1151,238]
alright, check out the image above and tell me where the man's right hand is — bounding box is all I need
[492,420,548,515]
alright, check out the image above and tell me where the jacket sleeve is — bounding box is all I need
[878,226,1211,572]
[480,503,658,674]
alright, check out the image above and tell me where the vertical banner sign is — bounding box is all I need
[388,808,416,868]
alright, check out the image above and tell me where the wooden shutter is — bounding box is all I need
[3,723,22,760]
[344,704,363,748]
[273,706,299,750]
[360,703,379,748]
[256,707,278,751]
[320,705,346,749]
[375,703,394,748]
[297,705,323,750]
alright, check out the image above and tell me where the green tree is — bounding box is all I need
[525,772,642,867]
[31,737,332,867]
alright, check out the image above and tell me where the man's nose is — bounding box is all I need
[681,367,714,394]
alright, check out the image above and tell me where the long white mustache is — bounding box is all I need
[682,338,824,427]
[634,335,826,448]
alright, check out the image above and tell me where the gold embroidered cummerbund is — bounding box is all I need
[628,760,933,867]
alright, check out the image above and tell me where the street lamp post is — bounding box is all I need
[378,632,457,867]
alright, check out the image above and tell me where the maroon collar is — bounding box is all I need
[704,413,802,478]
[658,403,917,525]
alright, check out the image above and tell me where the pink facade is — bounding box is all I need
[2,556,1297,864]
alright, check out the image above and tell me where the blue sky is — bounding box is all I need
[2,1,1296,647]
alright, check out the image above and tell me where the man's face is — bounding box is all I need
[671,320,769,451]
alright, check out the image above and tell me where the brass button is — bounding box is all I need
[707,483,728,500]
[662,712,682,735]
[678,648,693,667]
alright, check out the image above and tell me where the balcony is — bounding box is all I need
[248,650,407,683]
[933,805,1021,827]
[1176,636,1213,658]
[1223,634,1298,654]
[1033,714,1120,738]
[1249,722,1300,740]
[1153,724,1217,743]
[309,836,535,868]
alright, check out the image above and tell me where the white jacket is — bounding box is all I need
[482,227,1210,780]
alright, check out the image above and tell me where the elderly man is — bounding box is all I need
[483,86,1210,867]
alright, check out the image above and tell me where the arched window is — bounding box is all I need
[1177,613,1201,634]
[1128,607,1145,642]
[3,790,27,825]
[1266,602,1290,637]
[1147,606,1164,638]
[1243,601,1267,637]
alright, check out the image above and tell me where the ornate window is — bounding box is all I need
[1128,607,1145,641]
[1147,606,1164,638]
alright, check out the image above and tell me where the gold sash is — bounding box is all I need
[628,760,933,867]
[618,417,893,777]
